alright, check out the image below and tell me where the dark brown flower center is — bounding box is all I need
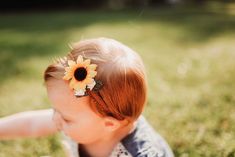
[74,67,87,81]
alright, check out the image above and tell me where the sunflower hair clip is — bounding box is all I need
[62,55,103,97]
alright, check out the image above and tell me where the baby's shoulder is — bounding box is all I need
[121,116,174,157]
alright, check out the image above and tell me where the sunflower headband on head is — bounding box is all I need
[61,55,103,97]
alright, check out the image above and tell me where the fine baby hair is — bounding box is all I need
[0,37,174,157]
[44,37,147,122]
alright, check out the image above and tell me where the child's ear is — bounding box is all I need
[103,117,121,132]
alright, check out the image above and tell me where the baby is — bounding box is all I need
[0,38,174,157]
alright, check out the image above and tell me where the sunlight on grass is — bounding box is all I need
[0,8,235,157]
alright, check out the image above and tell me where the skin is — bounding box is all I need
[0,109,57,139]
[46,79,136,157]
[0,79,136,157]
[47,79,107,144]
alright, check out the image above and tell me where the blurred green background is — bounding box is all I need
[0,2,235,157]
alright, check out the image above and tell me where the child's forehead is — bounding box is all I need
[47,79,89,107]
[47,81,75,105]
[47,79,70,90]
[54,95,91,120]
[47,79,73,97]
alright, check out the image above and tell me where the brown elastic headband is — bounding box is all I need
[86,89,126,120]
[86,89,109,114]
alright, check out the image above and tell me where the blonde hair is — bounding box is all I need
[44,37,147,121]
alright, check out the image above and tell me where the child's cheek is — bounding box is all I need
[62,123,75,137]
[61,124,69,136]
[63,125,78,139]
[62,122,69,131]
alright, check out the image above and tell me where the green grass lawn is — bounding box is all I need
[0,7,235,157]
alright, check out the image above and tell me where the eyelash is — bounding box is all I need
[53,109,72,124]
[63,118,71,123]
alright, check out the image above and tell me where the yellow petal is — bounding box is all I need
[88,71,97,77]
[74,82,86,90]
[76,63,83,67]
[69,78,77,89]
[68,60,76,67]
[84,78,93,84]
[88,64,97,70]
[63,74,72,80]
[80,82,86,89]
[84,59,91,67]
[65,67,71,72]
[79,82,87,90]
[76,55,83,63]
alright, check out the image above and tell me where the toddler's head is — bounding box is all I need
[44,37,147,143]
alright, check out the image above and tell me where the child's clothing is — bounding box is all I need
[61,116,174,157]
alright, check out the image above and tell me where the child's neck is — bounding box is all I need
[79,121,136,157]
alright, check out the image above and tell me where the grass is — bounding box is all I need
[0,6,235,157]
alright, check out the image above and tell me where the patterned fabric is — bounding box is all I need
[60,116,174,157]
[109,143,132,157]
[121,116,174,157]
[61,132,79,157]
[61,136,132,157]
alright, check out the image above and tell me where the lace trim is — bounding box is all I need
[109,143,132,157]
[60,132,79,157]
[61,133,132,157]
